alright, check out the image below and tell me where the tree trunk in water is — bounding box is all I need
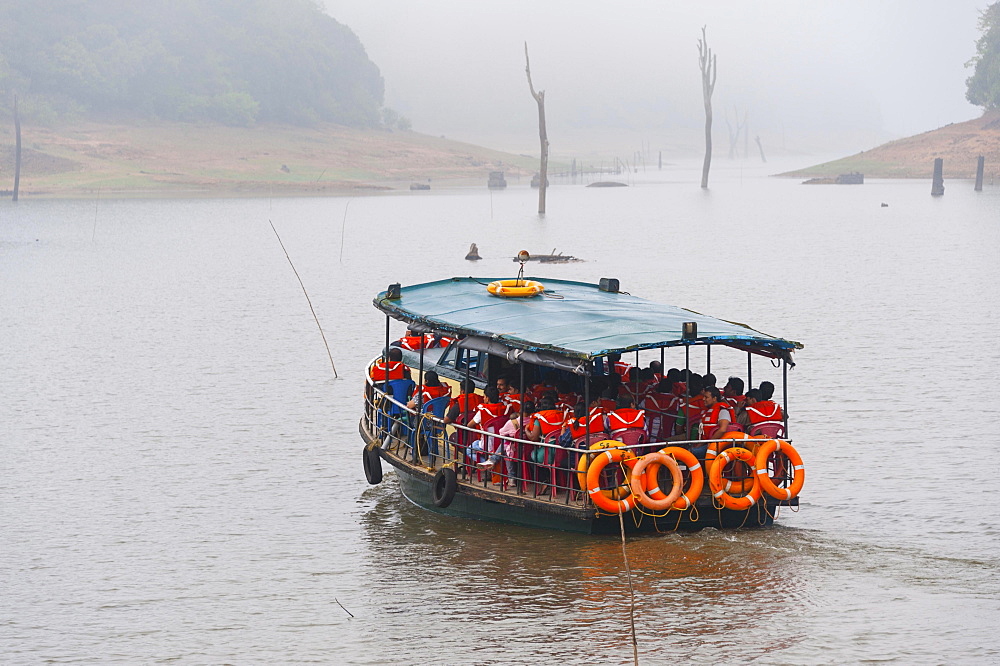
[975,155,984,192]
[13,95,21,202]
[931,158,944,196]
[525,43,548,214]
[698,27,717,189]
[755,135,767,163]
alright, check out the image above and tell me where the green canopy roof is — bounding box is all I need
[374,277,802,363]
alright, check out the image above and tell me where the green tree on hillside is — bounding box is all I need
[0,0,387,127]
[966,1,1000,110]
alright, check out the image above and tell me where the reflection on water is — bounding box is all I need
[2,163,999,663]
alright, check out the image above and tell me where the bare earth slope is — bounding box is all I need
[780,111,1000,179]
[0,120,540,197]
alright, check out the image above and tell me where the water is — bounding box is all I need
[2,159,999,664]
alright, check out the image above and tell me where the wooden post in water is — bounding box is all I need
[975,155,984,192]
[658,151,662,170]
[13,94,21,202]
[931,158,944,196]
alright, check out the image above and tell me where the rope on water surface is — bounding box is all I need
[617,506,640,666]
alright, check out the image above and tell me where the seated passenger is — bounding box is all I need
[407,371,451,410]
[642,378,678,440]
[477,407,528,473]
[723,376,747,410]
[471,386,510,427]
[608,395,645,435]
[598,385,619,412]
[699,386,734,440]
[674,374,706,436]
[555,380,580,410]
[605,352,631,377]
[369,347,409,382]
[528,378,557,403]
[746,381,785,433]
[736,388,761,431]
[527,397,567,464]
[568,400,608,441]
[444,379,483,425]
[496,376,522,412]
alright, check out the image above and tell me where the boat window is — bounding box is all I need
[456,348,486,379]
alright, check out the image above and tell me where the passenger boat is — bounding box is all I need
[359,275,805,534]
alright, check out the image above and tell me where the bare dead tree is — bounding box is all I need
[13,94,21,202]
[697,26,717,189]
[725,105,745,160]
[525,42,548,214]
[754,135,767,163]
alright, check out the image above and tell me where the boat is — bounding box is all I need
[487,171,507,189]
[360,275,805,534]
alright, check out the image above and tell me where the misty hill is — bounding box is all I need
[780,112,1000,179]
[0,1,385,127]
[0,120,541,196]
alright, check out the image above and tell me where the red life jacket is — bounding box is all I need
[530,409,567,437]
[700,402,734,437]
[417,384,451,403]
[568,409,607,439]
[613,361,631,376]
[398,335,427,351]
[528,383,557,402]
[502,391,522,412]
[435,335,455,347]
[747,400,783,424]
[474,401,509,425]
[671,382,687,396]
[642,392,675,437]
[726,394,746,409]
[608,408,645,433]
[369,360,406,381]
[556,392,580,410]
[449,393,484,414]
[598,397,617,412]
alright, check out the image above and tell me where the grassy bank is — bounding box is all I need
[0,120,545,198]
[779,112,1000,179]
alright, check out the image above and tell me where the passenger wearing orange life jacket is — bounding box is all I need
[526,397,568,465]
[495,376,523,413]
[567,400,608,440]
[407,371,451,410]
[470,386,510,428]
[608,395,645,435]
[397,330,428,351]
[699,385,735,440]
[369,347,409,381]
[723,376,747,411]
[642,379,678,440]
[444,379,483,425]
[746,381,784,429]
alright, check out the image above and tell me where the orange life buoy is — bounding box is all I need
[576,441,633,500]
[754,439,805,500]
[644,446,705,510]
[629,452,683,511]
[487,279,545,298]
[708,446,761,510]
[587,449,638,513]
[706,431,755,494]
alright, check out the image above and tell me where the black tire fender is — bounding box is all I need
[363,446,383,485]
[431,468,457,508]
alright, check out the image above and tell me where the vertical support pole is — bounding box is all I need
[660,347,664,374]
[463,352,472,462]
[684,344,691,441]
[975,155,985,192]
[518,361,526,495]
[782,357,789,438]
[747,352,752,392]
[384,316,390,383]
[706,345,711,375]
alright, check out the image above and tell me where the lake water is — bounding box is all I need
[2,158,999,664]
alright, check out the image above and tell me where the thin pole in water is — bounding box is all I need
[339,200,351,264]
[269,219,338,379]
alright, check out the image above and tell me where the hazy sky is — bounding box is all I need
[324,1,988,156]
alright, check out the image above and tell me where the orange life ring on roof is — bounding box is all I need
[487,279,545,298]
[586,448,638,514]
[708,446,761,510]
[644,446,704,510]
[754,439,805,500]
[629,452,683,511]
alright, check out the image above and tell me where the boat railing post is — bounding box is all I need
[747,351,752,394]
[706,344,711,375]
[518,361,526,495]
[782,356,789,438]
[684,344,691,441]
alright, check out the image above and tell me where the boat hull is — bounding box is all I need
[361,421,785,535]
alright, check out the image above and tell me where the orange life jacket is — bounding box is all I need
[726,394,746,409]
[568,409,607,439]
[417,384,450,404]
[598,397,617,412]
[502,391,522,412]
[530,409,567,437]
[608,408,645,433]
[474,401,509,426]
[369,360,406,381]
[700,402,734,437]
[449,393,484,414]
[398,335,426,351]
[556,392,580,410]
[746,400,783,424]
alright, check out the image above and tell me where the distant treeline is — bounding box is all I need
[0,0,400,128]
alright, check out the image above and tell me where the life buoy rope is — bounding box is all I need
[754,439,805,500]
[487,279,545,298]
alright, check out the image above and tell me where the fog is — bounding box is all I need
[324,0,986,157]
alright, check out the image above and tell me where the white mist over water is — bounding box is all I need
[2,165,999,663]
